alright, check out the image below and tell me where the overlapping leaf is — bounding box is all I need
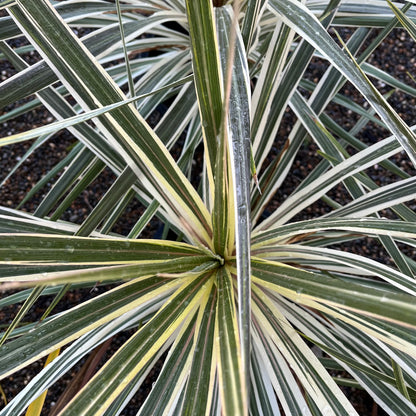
[1,0,416,415]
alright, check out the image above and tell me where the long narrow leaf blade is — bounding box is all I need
[252,258,416,331]
[185,0,223,188]
[10,0,213,246]
[268,0,416,165]
[215,5,252,396]
[215,267,247,416]
[58,273,211,415]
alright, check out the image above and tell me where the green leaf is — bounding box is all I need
[58,273,212,415]
[278,295,416,414]
[392,358,412,402]
[0,276,177,380]
[254,134,403,230]
[215,267,247,416]
[0,10,187,107]
[0,285,44,347]
[215,5,252,393]
[326,176,416,219]
[185,0,223,188]
[0,234,216,264]
[250,336,281,415]
[253,286,358,415]
[1,306,151,416]
[137,314,198,415]
[212,5,232,257]
[182,282,217,415]
[387,0,416,43]
[251,324,309,415]
[252,258,416,331]
[241,0,267,50]
[49,157,106,222]
[0,77,193,149]
[268,0,416,166]
[75,167,137,237]
[34,148,99,219]
[10,0,212,247]
[252,217,416,247]
[255,244,416,296]
[251,0,341,175]
[0,0,16,9]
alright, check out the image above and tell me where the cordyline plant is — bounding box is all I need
[1,0,416,414]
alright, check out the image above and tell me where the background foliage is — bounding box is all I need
[1,0,416,415]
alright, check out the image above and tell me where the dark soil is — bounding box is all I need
[1,16,415,416]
